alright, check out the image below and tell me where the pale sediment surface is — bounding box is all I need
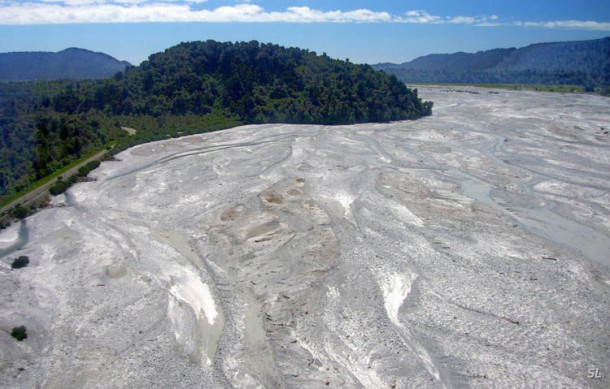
[1,86,609,388]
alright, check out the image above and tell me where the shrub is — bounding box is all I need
[11,256,29,269]
[11,326,27,341]
[77,166,88,177]
[77,160,101,177]
[12,204,28,219]
[49,178,72,196]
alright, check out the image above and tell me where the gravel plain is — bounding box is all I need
[1,86,609,388]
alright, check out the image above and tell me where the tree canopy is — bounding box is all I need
[54,40,432,123]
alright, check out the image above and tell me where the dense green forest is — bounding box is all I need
[52,41,432,122]
[0,40,433,198]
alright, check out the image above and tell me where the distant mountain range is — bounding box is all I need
[0,48,131,81]
[374,37,610,87]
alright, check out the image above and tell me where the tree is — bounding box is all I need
[10,326,27,341]
[12,204,28,219]
[11,256,29,269]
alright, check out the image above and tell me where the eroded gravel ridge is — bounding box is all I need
[1,87,609,388]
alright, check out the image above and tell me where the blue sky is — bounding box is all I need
[0,1,608,65]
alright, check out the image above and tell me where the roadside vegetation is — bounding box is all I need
[0,144,107,209]
[10,204,28,219]
[48,159,101,196]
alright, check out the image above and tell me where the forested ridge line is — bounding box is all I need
[374,36,610,92]
[0,40,433,201]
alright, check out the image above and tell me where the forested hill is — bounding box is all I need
[374,37,610,88]
[56,40,432,123]
[0,48,131,81]
[0,40,432,199]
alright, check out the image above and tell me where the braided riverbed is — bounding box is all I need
[1,86,609,388]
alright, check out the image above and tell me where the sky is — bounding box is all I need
[0,1,609,65]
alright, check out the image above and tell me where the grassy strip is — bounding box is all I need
[109,112,244,156]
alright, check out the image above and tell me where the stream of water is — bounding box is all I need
[0,220,29,259]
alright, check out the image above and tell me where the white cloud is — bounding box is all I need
[0,2,392,24]
[0,2,191,24]
[0,1,607,31]
[401,10,442,24]
[399,10,498,26]
[448,16,476,24]
[40,0,108,4]
[522,20,610,31]
[281,7,392,23]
